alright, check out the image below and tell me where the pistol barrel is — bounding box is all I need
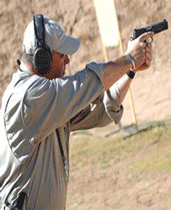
[132,19,168,40]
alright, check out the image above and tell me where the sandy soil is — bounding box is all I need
[0,0,171,209]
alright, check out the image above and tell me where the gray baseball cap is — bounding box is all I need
[23,16,81,55]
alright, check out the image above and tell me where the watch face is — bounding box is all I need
[126,70,135,79]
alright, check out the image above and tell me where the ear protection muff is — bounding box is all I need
[33,14,52,75]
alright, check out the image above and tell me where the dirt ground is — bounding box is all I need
[67,156,171,210]
[1,0,171,209]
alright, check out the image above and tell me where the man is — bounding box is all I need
[0,14,153,210]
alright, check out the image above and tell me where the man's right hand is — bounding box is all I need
[102,31,154,91]
[126,31,154,71]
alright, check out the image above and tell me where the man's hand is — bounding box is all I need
[137,42,153,71]
[102,32,154,91]
[126,31,154,72]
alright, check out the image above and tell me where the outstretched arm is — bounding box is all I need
[102,32,154,91]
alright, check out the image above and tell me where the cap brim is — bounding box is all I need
[56,35,80,55]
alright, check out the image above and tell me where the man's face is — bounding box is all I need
[48,51,70,79]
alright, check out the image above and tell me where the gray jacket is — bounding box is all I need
[0,62,123,210]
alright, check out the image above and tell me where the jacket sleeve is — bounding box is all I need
[23,62,105,142]
[70,83,124,131]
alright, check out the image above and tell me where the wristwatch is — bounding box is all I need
[126,70,135,79]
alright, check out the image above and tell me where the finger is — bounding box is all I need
[145,58,151,67]
[138,63,149,71]
[146,53,152,62]
[139,31,154,43]
[143,59,151,68]
[146,44,152,51]
[146,42,152,49]
[146,45,153,55]
[146,47,153,57]
[145,50,152,63]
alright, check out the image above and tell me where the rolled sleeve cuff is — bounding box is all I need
[103,83,124,124]
[86,61,104,84]
[105,105,124,124]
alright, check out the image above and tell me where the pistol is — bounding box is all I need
[131,19,168,42]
